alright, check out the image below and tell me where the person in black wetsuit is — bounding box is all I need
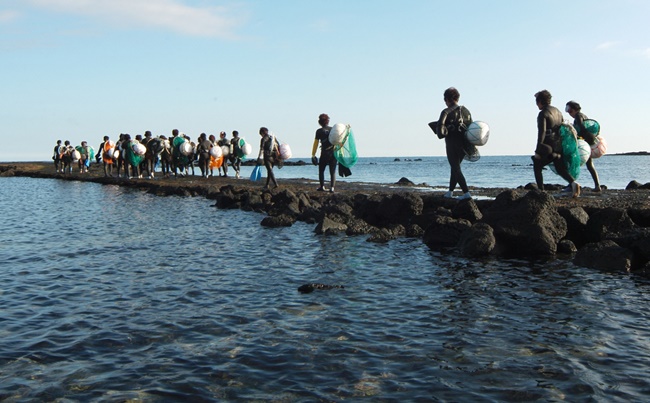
[53,140,63,172]
[436,87,473,200]
[566,100,601,192]
[532,90,580,197]
[311,113,336,192]
[217,131,230,177]
[230,130,243,179]
[257,127,279,190]
[196,132,212,178]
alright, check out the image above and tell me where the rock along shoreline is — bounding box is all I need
[3,162,650,275]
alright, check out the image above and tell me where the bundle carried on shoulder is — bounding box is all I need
[465,121,490,146]
[330,123,358,168]
[550,122,581,179]
[133,142,146,156]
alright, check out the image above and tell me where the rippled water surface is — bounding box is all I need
[2,177,650,402]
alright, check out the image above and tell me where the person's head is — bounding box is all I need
[145,131,152,137]
[443,87,460,104]
[64,140,70,146]
[259,127,268,136]
[209,134,216,142]
[172,129,179,137]
[220,131,226,138]
[57,140,62,145]
[199,132,206,140]
[232,130,239,137]
[565,100,581,117]
[81,141,87,146]
[318,113,330,127]
[124,134,131,141]
[103,136,109,141]
[535,90,552,108]
[135,134,142,141]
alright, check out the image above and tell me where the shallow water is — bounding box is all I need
[2,177,650,401]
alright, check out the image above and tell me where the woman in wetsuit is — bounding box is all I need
[257,127,279,190]
[436,87,473,200]
[566,101,601,192]
[311,113,336,192]
[532,90,581,197]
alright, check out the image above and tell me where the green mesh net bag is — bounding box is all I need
[583,119,600,137]
[333,127,358,168]
[549,123,581,179]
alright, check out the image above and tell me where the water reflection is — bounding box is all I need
[1,177,649,401]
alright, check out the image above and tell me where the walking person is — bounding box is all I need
[257,127,279,190]
[532,90,581,197]
[53,140,63,172]
[311,113,336,192]
[435,87,473,200]
[217,131,230,177]
[566,101,601,192]
[230,130,243,179]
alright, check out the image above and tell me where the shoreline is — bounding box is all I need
[3,162,650,274]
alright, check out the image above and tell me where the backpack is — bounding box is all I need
[446,105,471,136]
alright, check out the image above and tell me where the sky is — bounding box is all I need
[1,0,649,161]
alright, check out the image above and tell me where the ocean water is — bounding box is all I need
[2,176,650,401]
[229,154,648,191]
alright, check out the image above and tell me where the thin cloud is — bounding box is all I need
[26,0,239,38]
[0,10,20,23]
[596,41,621,50]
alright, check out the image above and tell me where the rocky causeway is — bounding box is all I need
[3,161,650,275]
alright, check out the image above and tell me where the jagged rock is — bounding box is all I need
[558,206,590,247]
[452,199,483,223]
[346,218,376,235]
[396,177,415,186]
[357,192,423,227]
[574,240,633,272]
[260,214,295,227]
[626,180,643,190]
[557,239,578,254]
[315,216,348,235]
[628,207,650,227]
[480,190,567,256]
[241,191,265,212]
[584,207,636,243]
[297,206,323,224]
[367,228,395,243]
[405,224,424,238]
[268,189,301,216]
[458,223,495,257]
[422,215,472,250]
[605,228,650,267]
[215,186,241,209]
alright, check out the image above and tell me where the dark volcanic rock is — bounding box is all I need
[260,214,296,227]
[480,190,567,256]
[452,199,483,223]
[574,240,633,272]
[315,216,348,235]
[584,207,636,243]
[423,215,472,250]
[457,223,496,257]
[558,206,590,247]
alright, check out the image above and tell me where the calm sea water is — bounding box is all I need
[231,154,647,190]
[2,176,650,401]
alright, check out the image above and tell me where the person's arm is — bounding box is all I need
[436,108,450,137]
[257,138,264,162]
[537,111,547,144]
[311,138,319,157]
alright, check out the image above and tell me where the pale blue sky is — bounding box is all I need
[1,0,649,161]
